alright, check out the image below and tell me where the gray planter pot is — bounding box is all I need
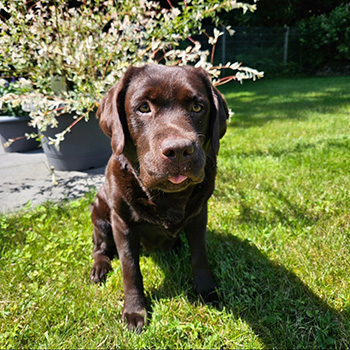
[0,116,40,153]
[41,113,112,171]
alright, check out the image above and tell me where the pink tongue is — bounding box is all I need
[168,175,188,184]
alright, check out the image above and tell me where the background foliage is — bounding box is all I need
[298,3,350,73]
[218,0,350,75]
[220,0,347,27]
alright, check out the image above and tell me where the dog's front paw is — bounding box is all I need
[194,270,219,306]
[122,306,147,333]
[194,274,219,306]
[198,287,219,305]
[90,256,112,283]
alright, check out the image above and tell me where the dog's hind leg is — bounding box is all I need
[90,193,117,283]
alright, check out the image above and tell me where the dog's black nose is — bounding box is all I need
[161,138,194,162]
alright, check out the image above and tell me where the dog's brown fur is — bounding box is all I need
[90,64,229,332]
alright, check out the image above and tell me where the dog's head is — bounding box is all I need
[97,64,228,193]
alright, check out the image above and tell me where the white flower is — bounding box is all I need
[208,28,223,45]
[0,78,7,87]
[171,8,181,19]
[226,26,235,36]
[18,78,32,87]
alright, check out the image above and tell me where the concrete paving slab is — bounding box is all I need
[0,143,106,214]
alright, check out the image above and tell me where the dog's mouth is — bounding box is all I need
[168,175,188,184]
[150,171,204,193]
[139,150,206,193]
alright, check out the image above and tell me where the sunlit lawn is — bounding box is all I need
[1,76,349,349]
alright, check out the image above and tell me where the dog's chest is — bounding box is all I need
[137,223,181,251]
[134,193,190,229]
[130,191,197,250]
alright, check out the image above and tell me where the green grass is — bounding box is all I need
[1,76,350,349]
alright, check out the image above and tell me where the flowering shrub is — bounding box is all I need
[0,78,31,117]
[0,0,263,147]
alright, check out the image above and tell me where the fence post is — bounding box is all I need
[284,25,290,64]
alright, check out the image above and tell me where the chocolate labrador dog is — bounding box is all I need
[90,64,229,332]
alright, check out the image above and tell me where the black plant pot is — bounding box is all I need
[41,113,112,171]
[0,116,40,153]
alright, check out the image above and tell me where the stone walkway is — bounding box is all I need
[0,145,106,214]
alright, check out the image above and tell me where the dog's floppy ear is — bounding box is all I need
[208,82,229,155]
[197,67,229,155]
[96,67,138,155]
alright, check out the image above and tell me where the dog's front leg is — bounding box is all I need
[111,210,147,333]
[185,204,218,304]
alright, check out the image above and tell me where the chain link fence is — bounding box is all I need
[200,26,302,76]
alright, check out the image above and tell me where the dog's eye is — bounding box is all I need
[192,103,203,113]
[138,103,151,113]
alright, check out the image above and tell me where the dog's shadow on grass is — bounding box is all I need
[149,231,347,348]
